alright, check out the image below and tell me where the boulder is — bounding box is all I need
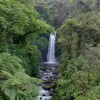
[42,84,52,90]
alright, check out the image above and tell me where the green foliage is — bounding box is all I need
[0,0,53,41]
[0,0,54,100]
[34,0,100,28]
[0,0,54,76]
[54,7,100,100]
[75,85,100,100]
[1,0,100,100]
[0,52,24,74]
[0,53,41,100]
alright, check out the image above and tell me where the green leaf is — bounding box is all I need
[5,87,17,100]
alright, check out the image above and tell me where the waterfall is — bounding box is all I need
[47,32,56,63]
[41,31,58,65]
[38,31,58,100]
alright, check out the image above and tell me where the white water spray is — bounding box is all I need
[47,32,57,63]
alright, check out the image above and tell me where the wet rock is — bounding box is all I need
[38,64,59,100]
[50,96,54,100]
[52,71,58,75]
[42,84,52,90]
[44,79,53,83]
[40,97,42,99]
[52,83,56,89]
[49,92,53,96]
[42,93,46,96]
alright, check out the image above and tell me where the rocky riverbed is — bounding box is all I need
[37,65,59,100]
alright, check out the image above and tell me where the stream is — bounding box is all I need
[37,32,59,100]
[37,65,59,100]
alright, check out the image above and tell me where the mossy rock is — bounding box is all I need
[51,83,56,89]
[44,79,53,83]
[42,84,52,90]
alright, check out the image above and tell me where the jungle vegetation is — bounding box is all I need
[0,0,53,100]
[0,0,100,100]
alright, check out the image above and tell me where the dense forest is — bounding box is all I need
[0,0,100,100]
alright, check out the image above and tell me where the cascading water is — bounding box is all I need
[47,32,56,63]
[38,32,59,100]
[41,31,58,65]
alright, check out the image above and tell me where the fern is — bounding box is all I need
[0,53,41,100]
[0,52,24,74]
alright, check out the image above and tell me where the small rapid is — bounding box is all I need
[37,65,59,100]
